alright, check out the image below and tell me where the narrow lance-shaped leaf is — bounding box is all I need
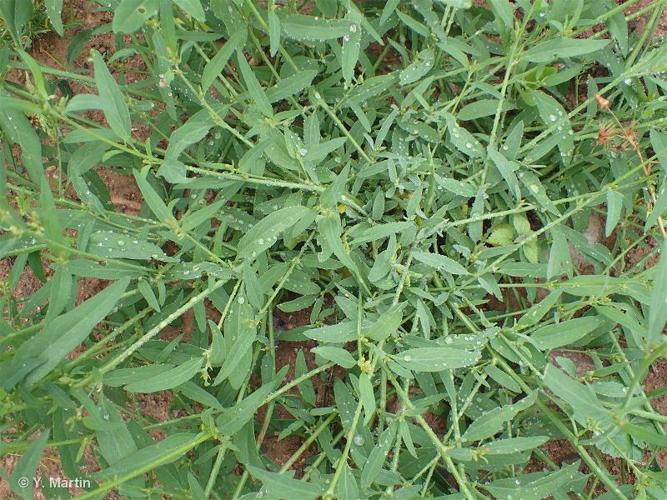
[92,50,131,141]
[444,112,484,158]
[237,206,311,261]
[125,358,203,393]
[543,364,611,427]
[237,50,273,117]
[530,316,604,350]
[361,422,397,488]
[395,347,481,372]
[268,0,280,57]
[341,10,361,85]
[0,279,130,390]
[648,239,667,343]
[173,0,205,21]
[214,292,256,384]
[94,433,201,480]
[112,0,158,34]
[10,431,50,499]
[524,37,609,64]
[279,14,355,41]
[462,394,536,442]
[133,170,173,222]
[201,29,246,92]
[412,250,468,275]
[313,346,356,368]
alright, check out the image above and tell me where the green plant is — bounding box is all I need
[1,0,667,498]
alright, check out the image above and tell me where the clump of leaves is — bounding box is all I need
[1,0,667,498]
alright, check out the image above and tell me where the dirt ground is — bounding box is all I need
[1,0,667,498]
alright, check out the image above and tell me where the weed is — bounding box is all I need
[1,0,667,498]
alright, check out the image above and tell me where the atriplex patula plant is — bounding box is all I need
[1,0,667,498]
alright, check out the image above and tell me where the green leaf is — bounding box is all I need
[279,14,355,41]
[458,99,513,121]
[201,29,245,92]
[125,358,202,393]
[531,90,574,160]
[303,321,357,343]
[462,394,536,442]
[105,364,175,387]
[312,346,356,368]
[362,304,404,342]
[395,347,480,372]
[341,11,361,85]
[543,364,610,427]
[138,280,160,311]
[113,0,157,33]
[358,373,375,425]
[361,422,397,488]
[91,51,131,141]
[487,223,514,246]
[304,137,347,164]
[268,1,280,56]
[164,109,215,171]
[88,230,168,261]
[0,0,33,36]
[621,421,667,447]
[437,0,472,8]
[519,170,559,215]
[412,251,468,275]
[517,290,563,328]
[345,74,397,108]
[337,464,359,500]
[45,0,64,35]
[483,462,582,499]
[650,129,667,173]
[439,177,476,197]
[182,199,225,232]
[399,49,434,86]
[5,279,130,388]
[0,89,44,184]
[173,0,205,21]
[524,38,609,64]
[95,433,200,479]
[237,51,273,117]
[483,436,549,455]
[546,226,571,280]
[530,316,604,350]
[214,292,256,384]
[95,396,137,467]
[488,147,521,199]
[208,320,225,366]
[605,190,624,237]
[237,206,311,261]
[10,431,50,499]
[318,213,360,275]
[488,0,513,29]
[246,466,324,499]
[217,374,285,435]
[133,170,174,222]
[266,70,318,103]
[648,239,667,342]
[352,221,413,246]
[444,112,484,158]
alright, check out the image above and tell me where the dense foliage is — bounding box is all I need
[1,0,667,498]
